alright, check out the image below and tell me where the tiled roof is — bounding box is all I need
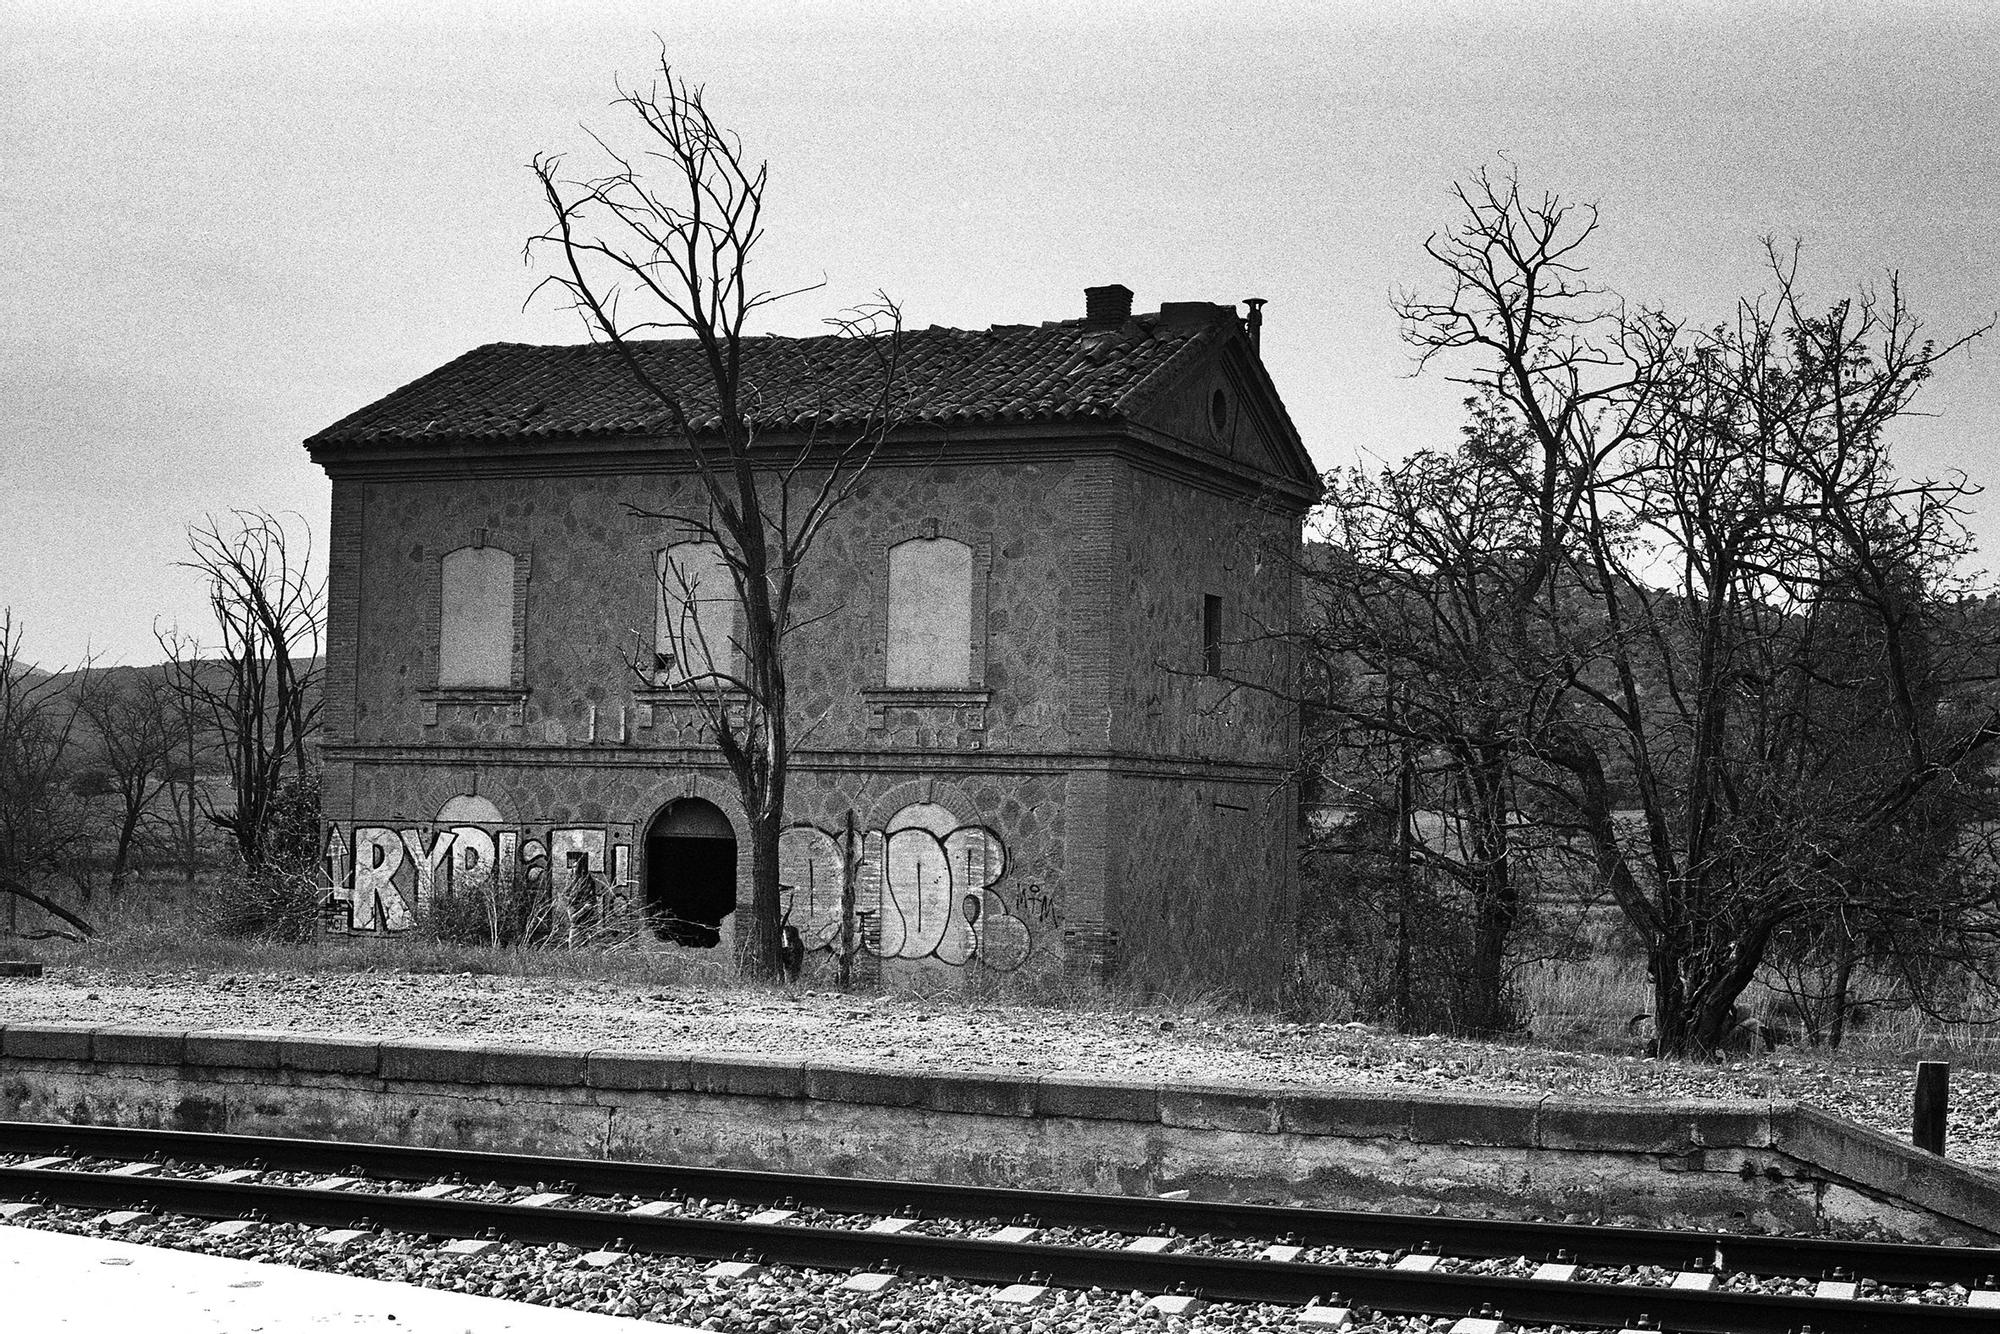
[307,310,1239,447]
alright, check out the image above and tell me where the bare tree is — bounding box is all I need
[1388,167,1998,1056]
[151,676,215,889]
[528,59,903,979]
[1578,257,2000,1056]
[75,666,182,894]
[1305,405,1586,1035]
[0,611,96,940]
[159,511,325,871]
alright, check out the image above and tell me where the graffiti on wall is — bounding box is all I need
[322,798,1042,967]
[323,821,635,935]
[777,801,1033,971]
[1016,881,1061,927]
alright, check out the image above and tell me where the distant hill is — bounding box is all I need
[15,656,324,779]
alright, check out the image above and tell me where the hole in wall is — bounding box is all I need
[643,798,736,947]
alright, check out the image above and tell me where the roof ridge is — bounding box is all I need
[304,312,1254,449]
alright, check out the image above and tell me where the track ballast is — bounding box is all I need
[2,1121,1995,1333]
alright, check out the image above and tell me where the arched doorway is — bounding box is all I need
[645,798,736,947]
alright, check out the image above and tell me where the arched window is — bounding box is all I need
[656,542,739,686]
[886,537,973,688]
[438,546,515,688]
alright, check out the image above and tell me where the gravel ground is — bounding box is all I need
[3,965,1998,1172]
[6,1140,1994,1330]
[0,1204,1566,1333]
[14,1201,1984,1333]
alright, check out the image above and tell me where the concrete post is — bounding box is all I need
[1914,1060,1950,1155]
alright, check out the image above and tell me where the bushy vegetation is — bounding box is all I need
[1297,169,2000,1057]
[190,769,328,943]
[3,512,321,943]
[1292,809,1499,1034]
[196,858,326,944]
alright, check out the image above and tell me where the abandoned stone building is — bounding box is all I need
[306,285,1319,995]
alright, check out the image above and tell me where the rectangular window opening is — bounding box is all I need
[1202,593,1223,677]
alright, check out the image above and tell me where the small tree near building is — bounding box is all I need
[152,679,217,889]
[0,611,96,940]
[75,666,182,895]
[159,511,325,871]
[529,59,903,980]
[1305,426,1567,1036]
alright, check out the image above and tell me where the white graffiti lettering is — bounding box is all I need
[323,821,634,936]
[777,802,1032,971]
[345,827,414,932]
[397,827,456,920]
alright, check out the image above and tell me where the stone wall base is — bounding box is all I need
[3,1024,1994,1245]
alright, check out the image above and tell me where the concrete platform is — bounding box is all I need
[7,1021,1999,1243]
[0,1225,700,1332]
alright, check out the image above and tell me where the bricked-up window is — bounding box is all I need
[1203,593,1223,677]
[438,547,515,688]
[656,542,739,687]
[887,537,974,687]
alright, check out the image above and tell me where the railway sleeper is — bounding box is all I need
[4,1171,1995,1334]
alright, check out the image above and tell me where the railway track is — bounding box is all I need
[2,1121,1995,1333]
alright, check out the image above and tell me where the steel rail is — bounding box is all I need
[0,1165,1988,1334]
[4,1121,1992,1288]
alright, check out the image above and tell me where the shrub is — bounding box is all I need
[264,769,323,868]
[1291,828,1524,1035]
[423,871,500,946]
[421,864,641,949]
[198,859,326,944]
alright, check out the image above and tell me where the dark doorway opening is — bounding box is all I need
[645,798,737,947]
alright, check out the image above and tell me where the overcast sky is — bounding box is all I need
[5,0,1997,666]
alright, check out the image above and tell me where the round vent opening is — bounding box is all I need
[1209,387,1229,433]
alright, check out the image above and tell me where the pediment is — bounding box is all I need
[1119,331,1318,496]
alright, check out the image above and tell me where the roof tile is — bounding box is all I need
[306,311,1234,448]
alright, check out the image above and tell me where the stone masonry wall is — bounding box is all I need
[344,456,1089,754]
[1113,463,1296,765]
[1098,462,1300,996]
[326,451,1112,979]
[4,1022,1996,1245]
[325,760,1074,989]
[321,437,1297,994]
[1109,773,1297,1002]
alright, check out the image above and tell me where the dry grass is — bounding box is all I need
[51,925,724,988]
[1513,949,2000,1071]
[21,875,2000,1070]
[1514,953,1651,1050]
[27,875,741,993]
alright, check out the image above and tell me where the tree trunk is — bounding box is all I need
[0,877,95,938]
[838,808,859,990]
[1459,746,1518,1035]
[736,802,785,980]
[1392,726,1414,1029]
[1464,870,1519,1035]
[1650,919,1776,1059]
[107,807,141,896]
[1648,949,1685,1057]
[1828,939,1856,1051]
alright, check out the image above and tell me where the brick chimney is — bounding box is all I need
[1084,284,1134,329]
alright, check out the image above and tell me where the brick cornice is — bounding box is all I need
[309,422,1318,512]
[317,741,1295,783]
